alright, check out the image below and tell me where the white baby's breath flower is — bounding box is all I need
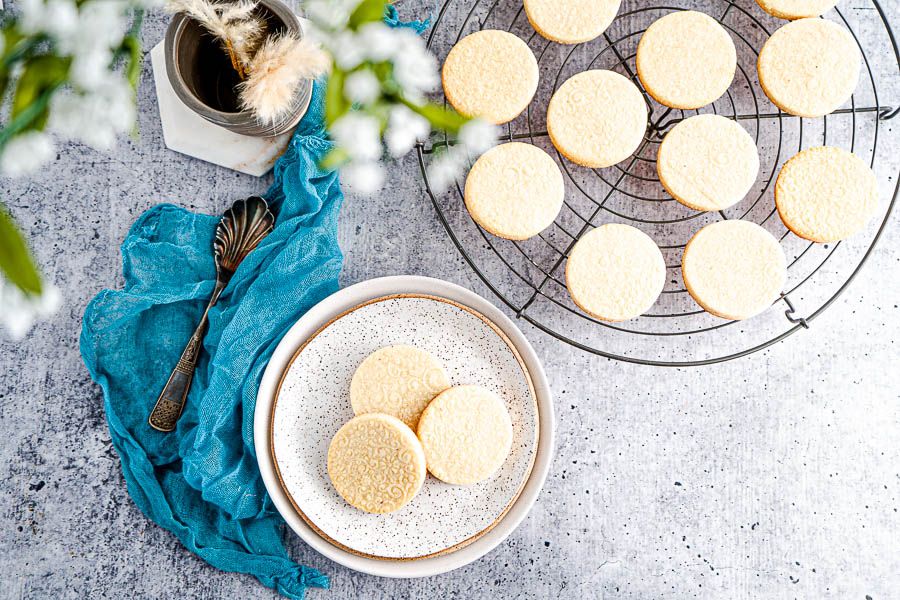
[391,32,439,100]
[384,105,429,157]
[330,112,383,162]
[343,68,381,105]
[356,22,399,62]
[50,76,135,150]
[426,149,467,193]
[304,0,354,30]
[329,30,366,70]
[0,277,61,340]
[69,48,114,90]
[342,161,385,195]
[0,132,55,177]
[20,0,79,39]
[459,119,498,156]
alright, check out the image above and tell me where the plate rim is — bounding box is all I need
[270,293,540,561]
[255,276,555,578]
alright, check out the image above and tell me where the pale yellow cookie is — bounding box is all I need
[327,414,426,514]
[524,0,621,44]
[657,114,759,212]
[442,30,539,125]
[775,146,878,243]
[464,142,564,240]
[416,385,513,485]
[757,18,860,118]
[350,345,450,429]
[755,0,838,20]
[565,224,666,321]
[636,11,736,109]
[547,70,647,168]
[682,220,786,320]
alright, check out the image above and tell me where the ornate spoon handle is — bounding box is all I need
[148,320,207,432]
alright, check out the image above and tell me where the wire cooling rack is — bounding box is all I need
[415,0,900,366]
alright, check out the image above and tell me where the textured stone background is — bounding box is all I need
[1,0,899,598]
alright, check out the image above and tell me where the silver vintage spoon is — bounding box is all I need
[149,196,275,432]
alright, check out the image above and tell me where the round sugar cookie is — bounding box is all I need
[464,142,564,240]
[350,345,450,429]
[657,114,760,212]
[755,0,838,19]
[636,11,736,109]
[327,414,426,514]
[524,0,621,44]
[547,70,647,168]
[416,385,513,485]
[758,18,860,118]
[441,30,539,125]
[682,220,786,320]
[565,224,666,322]
[775,146,878,243]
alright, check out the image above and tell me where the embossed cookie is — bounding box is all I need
[442,30,539,125]
[416,385,513,485]
[755,0,838,20]
[682,220,786,320]
[327,414,426,514]
[636,10,736,109]
[350,345,450,429]
[758,18,860,118]
[547,70,647,168]
[657,114,759,212]
[775,146,878,243]
[465,142,564,240]
[565,224,666,321]
[524,0,621,44]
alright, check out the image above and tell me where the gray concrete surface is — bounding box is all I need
[1,1,898,598]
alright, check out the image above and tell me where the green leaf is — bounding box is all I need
[0,205,42,296]
[348,0,388,28]
[121,35,142,90]
[11,55,70,130]
[319,147,350,171]
[324,69,348,126]
[402,100,469,133]
[0,84,59,146]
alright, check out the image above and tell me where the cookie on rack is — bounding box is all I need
[565,224,666,322]
[758,18,860,118]
[327,414,427,514]
[547,70,647,168]
[657,114,759,212]
[416,385,513,485]
[636,10,736,109]
[441,29,539,125]
[464,142,564,240]
[682,220,786,320]
[755,0,838,20]
[524,0,621,44]
[350,345,450,429]
[775,146,879,243]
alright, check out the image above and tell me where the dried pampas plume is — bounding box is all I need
[239,36,330,124]
[166,0,264,79]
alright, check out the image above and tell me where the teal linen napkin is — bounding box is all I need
[79,80,341,598]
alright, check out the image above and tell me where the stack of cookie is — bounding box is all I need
[438,0,879,323]
[327,345,513,514]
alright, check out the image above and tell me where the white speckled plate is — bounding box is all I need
[255,276,554,577]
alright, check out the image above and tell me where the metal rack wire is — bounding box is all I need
[416,0,900,366]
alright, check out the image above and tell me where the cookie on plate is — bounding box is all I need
[327,414,427,514]
[350,345,450,429]
[636,10,736,109]
[758,18,860,118]
[524,0,621,44]
[442,30,539,125]
[565,224,666,322]
[657,114,759,212]
[775,146,878,243]
[464,142,564,240]
[547,69,647,168]
[755,0,838,20]
[682,220,786,320]
[416,385,513,485]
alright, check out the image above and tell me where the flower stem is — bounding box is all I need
[223,39,245,80]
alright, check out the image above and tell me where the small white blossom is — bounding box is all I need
[343,69,381,105]
[459,119,498,156]
[329,30,366,70]
[50,76,135,150]
[356,22,399,62]
[304,0,354,30]
[391,31,439,99]
[330,112,383,162]
[69,48,114,90]
[0,132,55,177]
[342,161,384,195]
[427,149,467,193]
[384,105,429,157]
[0,277,61,340]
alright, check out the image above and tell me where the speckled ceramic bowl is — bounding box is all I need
[255,276,554,577]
